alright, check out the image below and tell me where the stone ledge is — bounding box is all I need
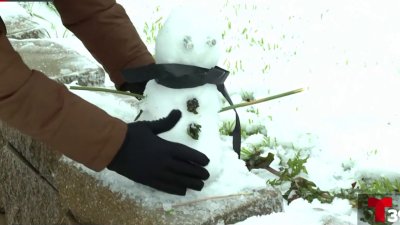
[0,121,60,186]
[0,131,4,150]
[0,188,4,215]
[10,39,105,86]
[0,3,50,39]
[0,129,6,212]
[0,121,283,224]
[0,97,283,225]
[56,160,283,225]
[6,20,50,39]
[0,144,73,225]
[4,16,50,39]
[0,214,5,225]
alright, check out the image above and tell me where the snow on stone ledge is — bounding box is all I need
[66,87,269,209]
[235,198,355,225]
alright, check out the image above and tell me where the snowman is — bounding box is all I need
[122,5,241,184]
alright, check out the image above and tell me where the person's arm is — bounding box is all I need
[0,18,126,171]
[53,0,155,88]
[1,13,209,195]
[0,16,5,35]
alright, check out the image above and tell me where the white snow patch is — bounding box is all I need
[236,198,356,225]
[6,0,399,223]
[69,86,139,123]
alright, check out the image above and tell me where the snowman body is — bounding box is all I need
[138,81,225,182]
[136,5,228,182]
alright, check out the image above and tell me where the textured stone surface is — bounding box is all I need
[0,87,282,225]
[0,144,70,225]
[6,19,50,39]
[0,121,60,185]
[0,129,5,212]
[0,214,5,225]
[55,160,283,225]
[0,187,4,214]
[0,130,4,150]
[0,119,283,225]
[10,39,105,86]
[0,4,50,39]
[0,120,283,225]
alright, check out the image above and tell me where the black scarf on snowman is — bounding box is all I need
[122,64,241,158]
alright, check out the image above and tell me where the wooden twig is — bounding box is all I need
[69,86,304,113]
[219,88,304,112]
[69,86,144,99]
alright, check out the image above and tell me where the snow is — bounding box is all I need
[139,81,225,182]
[64,4,268,209]
[0,3,29,19]
[236,198,356,225]
[136,4,267,192]
[117,1,400,224]
[68,85,139,123]
[134,80,267,193]
[0,2,68,38]
[4,0,400,224]
[154,3,222,68]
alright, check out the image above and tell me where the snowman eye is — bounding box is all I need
[206,38,217,47]
[183,36,194,50]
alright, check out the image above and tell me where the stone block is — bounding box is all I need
[55,160,283,225]
[0,3,50,39]
[0,128,5,212]
[10,39,105,86]
[0,214,5,225]
[6,19,50,39]
[0,121,60,185]
[0,129,4,152]
[0,144,71,225]
[0,187,4,214]
[0,125,282,225]
[0,93,282,225]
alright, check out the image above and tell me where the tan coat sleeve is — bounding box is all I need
[53,0,155,87]
[0,32,127,171]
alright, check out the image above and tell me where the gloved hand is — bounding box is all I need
[117,80,148,96]
[107,110,210,195]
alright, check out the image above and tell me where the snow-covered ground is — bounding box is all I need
[114,1,399,224]
[3,0,400,224]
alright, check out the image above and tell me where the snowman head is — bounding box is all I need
[155,4,222,69]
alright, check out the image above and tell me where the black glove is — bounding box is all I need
[107,110,210,195]
[117,80,148,96]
